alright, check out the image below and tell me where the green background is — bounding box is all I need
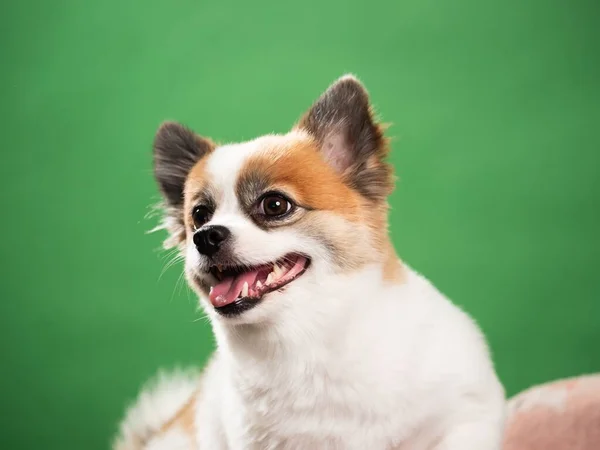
[2,0,599,448]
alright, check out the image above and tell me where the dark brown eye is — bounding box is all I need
[192,206,211,229]
[260,194,292,217]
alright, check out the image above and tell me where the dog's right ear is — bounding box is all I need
[153,122,214,247]
[153,122,214,208]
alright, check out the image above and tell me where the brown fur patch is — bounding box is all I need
[383,241,405,284]
[159,390,198,436]
[238,133,365,222]
[112,387,199,450]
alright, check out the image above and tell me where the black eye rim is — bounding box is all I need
[191,205,212,230]
[256,191,296,219]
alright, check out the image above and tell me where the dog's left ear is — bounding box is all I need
[295,75,393,202]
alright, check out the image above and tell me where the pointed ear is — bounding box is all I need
[152,122,214,248]
[295,75,393,202]
[153,121,214,208]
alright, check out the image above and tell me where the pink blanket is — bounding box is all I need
[504,374,600,449]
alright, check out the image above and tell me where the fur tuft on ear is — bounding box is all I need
[296,75,394,202]
[153,122,214,247]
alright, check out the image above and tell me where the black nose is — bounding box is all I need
[193,225,231,256]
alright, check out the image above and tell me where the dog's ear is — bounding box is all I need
[295,75,393,202]
[154,121,214,208]
[153,122,214,247]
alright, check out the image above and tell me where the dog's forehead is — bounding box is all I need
[184,130,365,217]
[183,133,308,214]
[205,135,277,191]
[184,131,363,222]
[188,132,309,199]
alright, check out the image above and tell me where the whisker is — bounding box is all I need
[159,253,184,281]
[192,309,210,325]
[170,269,187,303]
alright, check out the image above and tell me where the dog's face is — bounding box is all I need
[153,76,396,324]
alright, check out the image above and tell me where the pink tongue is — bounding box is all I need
[209,269,259,307]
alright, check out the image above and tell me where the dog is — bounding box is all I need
[114,75,506,450]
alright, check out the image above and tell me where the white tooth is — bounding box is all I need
[273,264,282,277]
[209,287,213,294]
[241,282,249,297]
[217,264,223,272]
[266,273,274,285]
[256,280,262,289]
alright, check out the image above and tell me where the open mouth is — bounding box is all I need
[207,253,310,316]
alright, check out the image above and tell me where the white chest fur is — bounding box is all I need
[197,266,505,450]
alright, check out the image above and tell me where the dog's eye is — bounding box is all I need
[192,206,211,229]
[260,194,292,217]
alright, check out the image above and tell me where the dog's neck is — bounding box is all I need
[211,256,405,371]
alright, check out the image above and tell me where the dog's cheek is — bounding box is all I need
[296,212,377,273]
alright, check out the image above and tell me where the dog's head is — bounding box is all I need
[153,75,398,324]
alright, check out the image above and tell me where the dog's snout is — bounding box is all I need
[193,225,231,256]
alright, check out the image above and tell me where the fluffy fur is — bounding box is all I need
[114,75,506,449]
[114,369,200,450]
